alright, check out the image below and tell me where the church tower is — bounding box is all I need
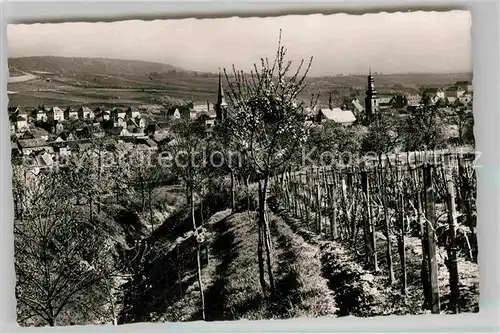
[215,70,228,123]
[364,68,378,117]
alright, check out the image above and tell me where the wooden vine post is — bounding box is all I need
[445,155,460,313]
[423,163,440,314]
[379,166,395,285]
[361,169,377,270]
[395,164,407,296]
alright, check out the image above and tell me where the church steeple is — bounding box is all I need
[216,69,228,122]
[365,68,378,117]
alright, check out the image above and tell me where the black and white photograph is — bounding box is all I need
[7,9,479,327]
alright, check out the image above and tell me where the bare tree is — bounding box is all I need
[223,30,312,295]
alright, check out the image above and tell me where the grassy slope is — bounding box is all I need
[163,210,337,321]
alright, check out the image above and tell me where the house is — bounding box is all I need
[455,81,473,93]
[125,119,144,136]
[316,108,356,126]
[146,123,161,136]
[375,95,393,109]
[424,88,445,100]
[64,107,79,120]
[12,113,29,132]
[146,123,170,143]
[351,99,365,114]
[190,102,213,119]
[78,106,94,120]
[444,86,465,99]
[104,126,123,137]
[35,109,47,122]
[406,94,421,107]
[189,110,198,120]
[55,131,75,142]
[205,126,214,138]
[18,132,35,140]
[8,106,20,114]
[9,107,27,126]
[74,125,105,139]
[135,117,147,129]
[88,125,106,138]
[112,107,127,119]
[76,141,93,152]
[112,108,127,127]
[17,138,50,155]
[459,94,473,104]
[54,122,64,134]
[31,107,47,122]
[51,141,72,156]
[198,111,217,128]
[47,107,65,121]
[126,107,140,119]
[95,110,111,122]
[166,107,189,120]
[33,151,54,170]
[30,127,50,141]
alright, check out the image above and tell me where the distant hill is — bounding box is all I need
[8,56,190,78]
[7,56,472,108]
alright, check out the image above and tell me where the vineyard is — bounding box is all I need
[269,151,478,315]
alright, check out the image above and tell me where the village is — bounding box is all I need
[8,71,473,174]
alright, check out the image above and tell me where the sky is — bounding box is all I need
[7,10,472,77]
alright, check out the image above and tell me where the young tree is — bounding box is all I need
[361,111,400,163]
[166,117,212,319]
[401,95,446,151]
[453,107,475,146]
[223,30,312,295]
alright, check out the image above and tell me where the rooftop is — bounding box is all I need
[319,108,356,124]
[18,138,48,148]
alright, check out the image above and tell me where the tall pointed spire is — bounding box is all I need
[365,68,378,117]
[217,69,227,107]
[216,68,228,122]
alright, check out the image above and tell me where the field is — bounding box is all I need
[7,56,472,108]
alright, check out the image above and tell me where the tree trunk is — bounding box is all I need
[329,184,338,240]
[423,165,440,314]
[361,171,377,270]
[259,178,275,294]
[104,272,118,325]
[191,186,205,320]
[398,193,407,296]
[417,190,431,310]
[149,188,154,234]
[257,222,267,293]
[196,244,206,320]
[317,183,323,235]
[230,168,236,211]
[191,187,196,230]
[383,204,395,285]
[89,198,93,222]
